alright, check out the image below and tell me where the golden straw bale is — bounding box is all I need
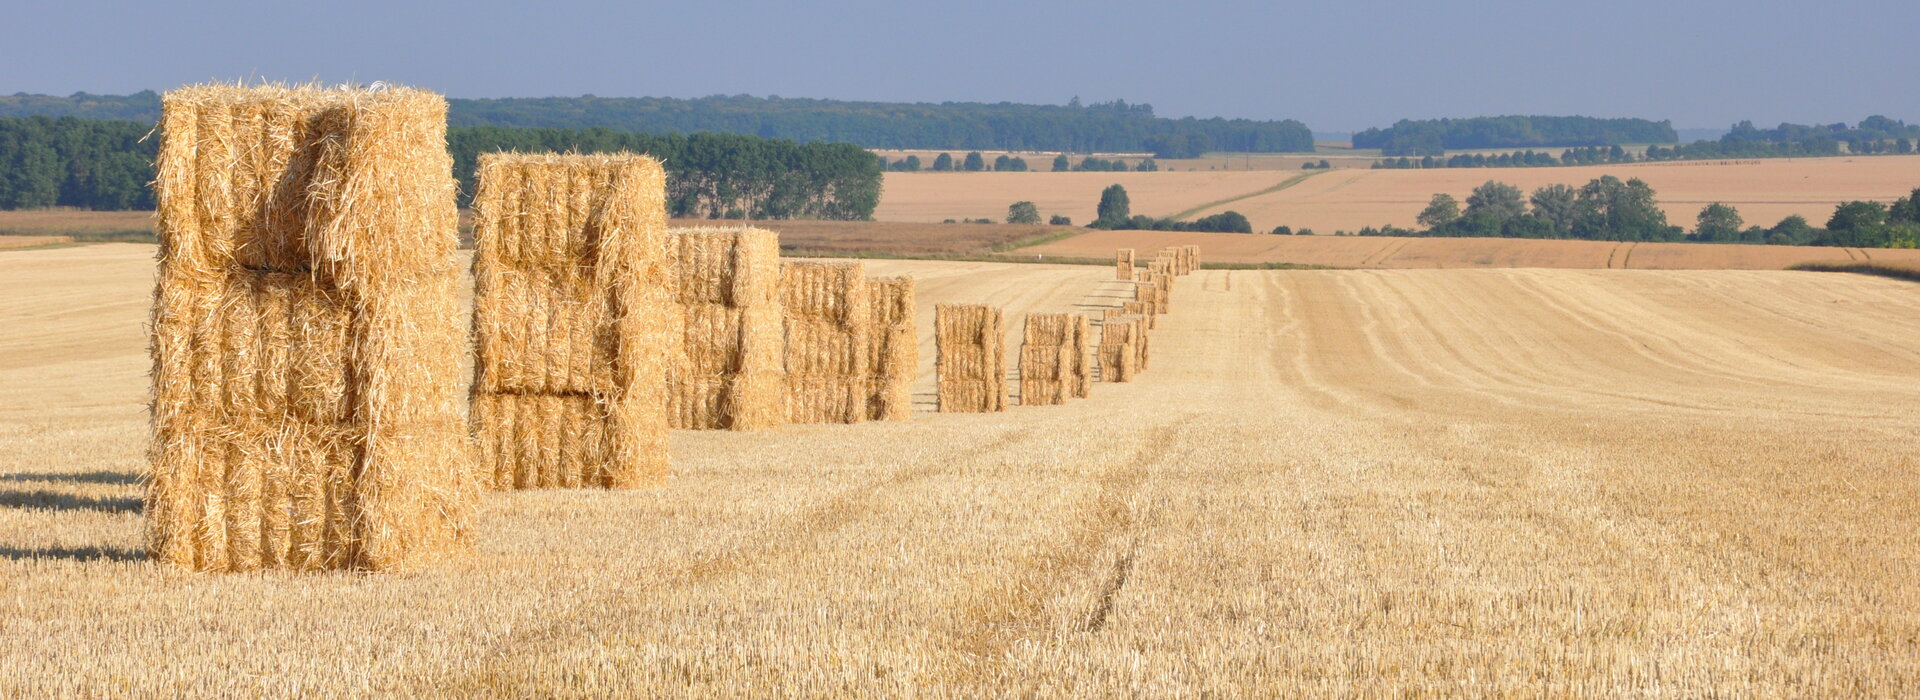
[865,276,917,421]
[1070,315,1092,398]
[148,84,472,573]
[1115,248,1136,281]
[668,227,786,430]
[936,304,1006,412]
[781,262,871,423]
[471,152,672,490]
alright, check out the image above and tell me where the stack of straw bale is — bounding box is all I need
[936,304,1006,412]
[1018,313,1085,406]
[1185,245,1201,273]
[1070,314,1093,398]
[147,84,473,572]
[1115,248,1135,281]
[1149,271,1173,314]
[471,153,674,491]
[782,262,871,423]
[865,276,917,421]
[668,227,786,430]
[1124,300,1156,328]
[1098,312,1144,382]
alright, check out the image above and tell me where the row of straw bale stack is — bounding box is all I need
[148,84,475,573]
[668,227,786,431]
[1018,313,1091,405]
[936,304,1007,412]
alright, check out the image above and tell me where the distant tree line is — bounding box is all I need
[1402,178,1920,247]
[1363,117,1920,166]
[1353,116,1678,156]
[881,152,1157,172]
[0,116,882,219]
[0,92,1315,157]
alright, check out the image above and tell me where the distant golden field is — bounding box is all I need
[1024,229,1920,269]
[5,244,1919,694]
[880,155,1920,234]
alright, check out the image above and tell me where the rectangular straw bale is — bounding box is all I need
[936,304,1006,412]
[472,152,673,490]
[1099,316,1144,382]
[1019,313,1077,406]
[1150,271,1172,314]
[782,261,870,423]
[865,276,917,421]
[148,84,472,573]
[1115,248,1136,281]
[668,227,785,430]
[1124,300,1156,328]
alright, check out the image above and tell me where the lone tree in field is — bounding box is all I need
[964,152,986,171]
[1095,184,1131,228]
[932,153,954,171]
[1007,201,1041,224]
[1694,203,1743,242]
[1417,193,1462,228]
[1052,154,1070,171]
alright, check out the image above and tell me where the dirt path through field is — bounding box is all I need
[4,245,1917,695]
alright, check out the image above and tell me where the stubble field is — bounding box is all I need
[4,244,1918,695]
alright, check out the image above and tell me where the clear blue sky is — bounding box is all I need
[6,0,1916,131]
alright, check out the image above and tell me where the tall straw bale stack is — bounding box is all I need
[1116,249,1135,281]
[1150,271,1173,314]
[1186,245,1201,272]
[1097,314,1143,382]
[472,152,674,491]
[936,304,1006,412]
[1070,315,1093,398]
[1019,313,1079,406]
[668,227,786,430]
[1124,300,1156,328]
[782,262,871,423]
[147,84,473,573]
[865,276,917,421]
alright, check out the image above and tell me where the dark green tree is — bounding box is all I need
[1465,181,1526,220]
[1094,184,1131,227]
[963,152,986,171]
[932,153,954,171]
[1694,203,1743,242]
[993,154,1012,171]
[1052,154,1070,171]
[1007,201,1041,224]
[1417,193,1462,228]
[1529,184,1578,235]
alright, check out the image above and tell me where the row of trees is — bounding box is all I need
[1088,184,1251,233]
[1412,178,1920,247]
[1354,116,1678,156]
[0,116,883,219]
[1,92,1315,157]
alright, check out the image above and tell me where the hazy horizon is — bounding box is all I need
[4,0,1916,133]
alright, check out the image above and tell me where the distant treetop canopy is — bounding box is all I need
[1353,116,1679,156]
[0,92,1316,158]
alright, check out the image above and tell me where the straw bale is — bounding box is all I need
[1124,300,1155,328]
[1070,315,1092,398]
[936,304,1006,412]
[471,152,673,490]
[148,84,473,573]
[1150,272,1172,314]
[1115,248,1136,281]
[865,276,917,421]
[668,227,786,430]
[781,262,871,423]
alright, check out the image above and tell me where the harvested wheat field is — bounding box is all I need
[5,243,1920,695]
[880,156,1920,235]
[1025,229,1920,269]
